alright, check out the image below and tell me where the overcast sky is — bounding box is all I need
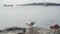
[0,0,60,5]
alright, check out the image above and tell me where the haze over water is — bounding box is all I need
[0,6,60,29]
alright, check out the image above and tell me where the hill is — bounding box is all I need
[17,2,60,6]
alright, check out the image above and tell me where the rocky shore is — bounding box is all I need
[0,26,60,34]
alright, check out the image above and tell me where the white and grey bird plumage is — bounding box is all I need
[26,21,35,26]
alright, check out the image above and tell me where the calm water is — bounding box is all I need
[0,6,60,29]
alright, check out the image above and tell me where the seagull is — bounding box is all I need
[26,21,35,26]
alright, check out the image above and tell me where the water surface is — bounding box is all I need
[0,6,60,29]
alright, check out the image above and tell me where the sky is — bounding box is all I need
[0,0,60,5]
